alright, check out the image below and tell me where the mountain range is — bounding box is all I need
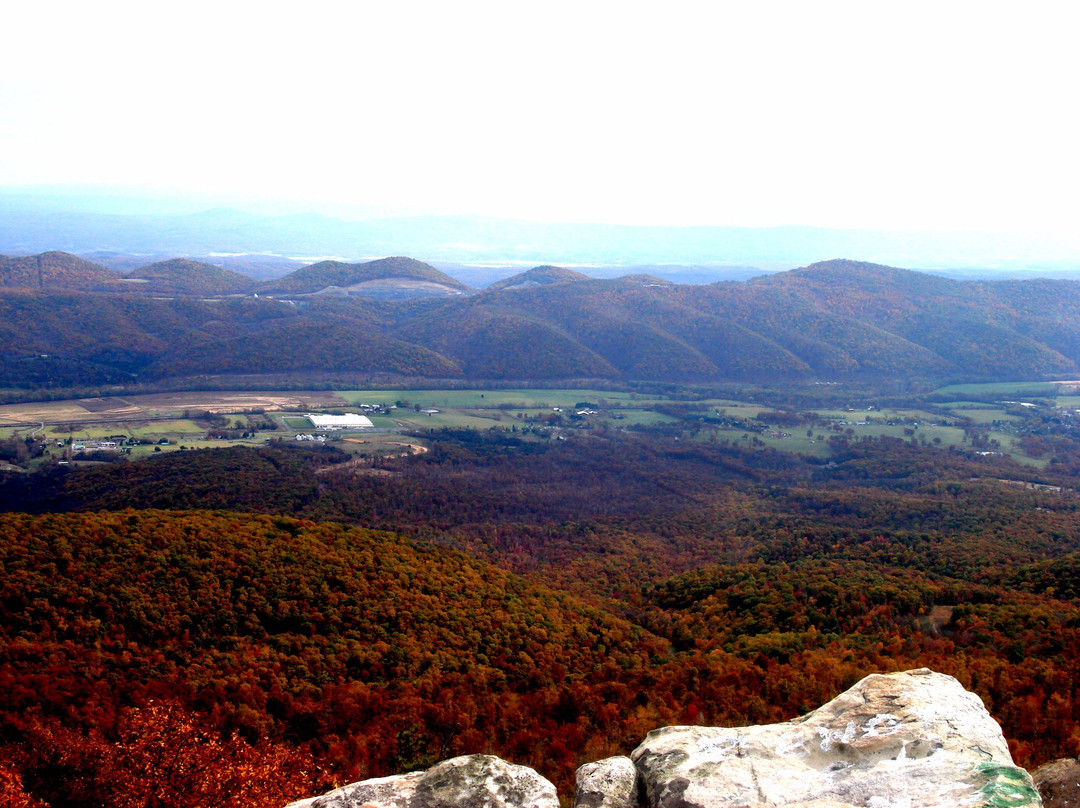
[3,192,1080,276]
[3,252,1080,389]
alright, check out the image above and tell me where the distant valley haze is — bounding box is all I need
[2,3,1078,282]
[2,186,1079,286]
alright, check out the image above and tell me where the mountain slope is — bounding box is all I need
[746,260,1076,377]
[149,317,462,379]
[395,301,619,379]
[0,251,120,291]
[123,258,255,295]
[749,258,968,319]
[3,256,1080,387]
[0,508,667,792]
[486,265,591,292]
[263,257,472,297]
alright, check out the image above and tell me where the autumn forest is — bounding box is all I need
[4,256,1080,806]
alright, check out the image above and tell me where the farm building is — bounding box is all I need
[307,413,374,429]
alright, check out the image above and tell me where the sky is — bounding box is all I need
[1,2,1078,239]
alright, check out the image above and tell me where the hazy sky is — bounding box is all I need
[2,2,1077,236]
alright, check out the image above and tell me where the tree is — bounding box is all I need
[11,704,321,808]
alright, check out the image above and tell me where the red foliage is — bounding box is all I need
[6,703,321,808]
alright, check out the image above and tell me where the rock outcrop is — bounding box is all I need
[631,667,1039,807]
[286,668,1042,808]
[284,754,558,808]
[574,756,638,808]
[1032,758,1080,808]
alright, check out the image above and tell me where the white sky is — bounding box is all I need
[1,1,1078,236]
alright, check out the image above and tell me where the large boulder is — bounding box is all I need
[1032,758,1080,808]
[574,756,638,808]
[284,754,558,808]
[285,669,1040,808]
[631,668,1041,808]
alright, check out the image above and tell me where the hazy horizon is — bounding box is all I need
[4,184,1080,279]
[2,2,1078,248]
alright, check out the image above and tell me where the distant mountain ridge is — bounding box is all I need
[0,251,119,291]
[258,256,471,297]
[486,265,591,291]
[123,258,256,296]
[4,193,1080,272]
[4,255,1080,388]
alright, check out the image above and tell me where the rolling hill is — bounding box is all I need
[4,255,1080,388]
[394,302,620,379]
[0,251,120,291]
[149,317,462,379]
[122,258,256,296]
[0,508,668,797]
[743,260,1075,378]
[261,256,472,298]
[486,265,591,292]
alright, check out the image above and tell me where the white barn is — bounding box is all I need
[307,413,374,429]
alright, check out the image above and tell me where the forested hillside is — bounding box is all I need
[4,255,1080,389]
[0,509,667,804]
[6,423,1080,805]
[260,256,471,297]
[486,265,592,291]
[123,258,256,296]
[0,251,120,291]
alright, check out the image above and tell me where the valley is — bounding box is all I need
[5,8,1075,804]
[3,379,1077,473]
[5,255,1080,807]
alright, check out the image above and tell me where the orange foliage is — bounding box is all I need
[7,703,320,808]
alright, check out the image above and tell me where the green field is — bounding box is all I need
[951,407,1023,425]
[932,381,1061,398]
[336,389,668,409]
[390,409,513,430]
[728,430,833,458]
[129,419,204,437]
[2,385,1070,471]
[0,425,43,440]
[609,409,678,426]
[123,438,255,459]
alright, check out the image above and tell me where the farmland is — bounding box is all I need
[3,381,1080,474]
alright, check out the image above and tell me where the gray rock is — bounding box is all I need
[284,771,425,808]
[631,667,1042,808]
[574,756,638,808]
[285,754,559,808]
[1033,758,1080,808]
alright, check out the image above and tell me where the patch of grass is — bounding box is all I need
[128,420,203,437]
[951,408,1021,425]
[754,432,833,458]
[933,381,1060,398]
[337,388,665,410]
[64,427,129,441]
[609,409,678,426]
[339,434,428,458]
[393,411,506,430]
